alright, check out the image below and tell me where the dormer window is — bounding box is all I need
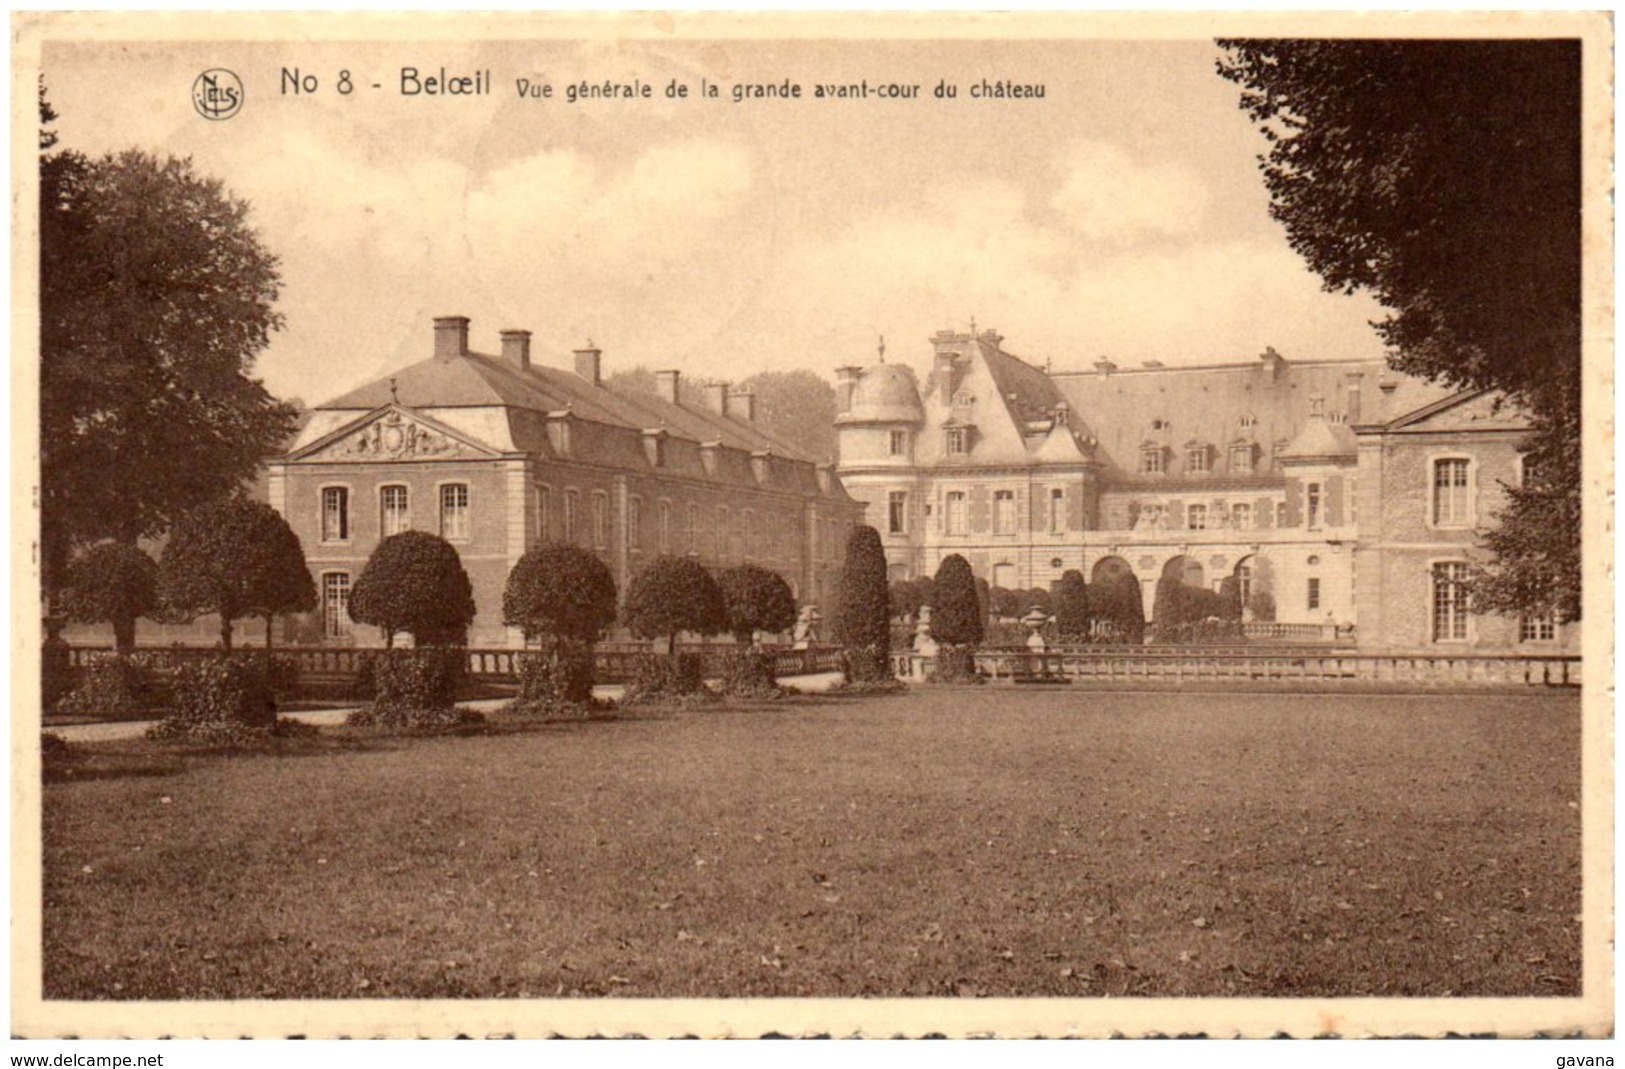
[1185,442,1211,473]
[889,429,909,456]
[1239,415,1257,429]
[1229,442,1256,474]
[1328,412,1347,424]
[1151,418,1170,431]
[952,389,974,408]
[1140,445,1166,475]
[945,426,969,455]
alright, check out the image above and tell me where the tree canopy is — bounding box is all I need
[348,531,475,647]
[40,138,297,592]
[157,497,316,650]
[61,541,157,654]
[502,543,619,644]
[717,564,798,645]
[1052,570,1090,640]
[623,555,727,651]
[1217,40,1582,620]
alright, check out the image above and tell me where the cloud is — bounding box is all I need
[1051,139,1212,244]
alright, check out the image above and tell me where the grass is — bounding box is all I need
[41,688,1581,999]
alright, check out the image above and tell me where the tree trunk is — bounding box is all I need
[264,612,274,649]
[220,614,233,652]
[112,613,136,656]
[385,629,395,649]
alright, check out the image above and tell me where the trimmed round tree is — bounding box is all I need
[502,543,618,704]
[1217,575,1245,621]
[1095,570,1146,645]
[61,541,157,654]
[718,564,797,645]
[158,497,317,651]
[348,530,476,647]
[1051,569,1090,643]
[623,555,727,657]
[833,525,891,682]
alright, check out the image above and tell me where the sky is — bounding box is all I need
[41,29,1392,407]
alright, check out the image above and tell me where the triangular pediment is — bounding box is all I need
[1383,389,1529,433]
[288,405,503,463]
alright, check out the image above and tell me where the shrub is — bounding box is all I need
[144,655,277,742]
[930,554,984,647]
[157,498,316,651]
[1092,570,1146,644]
[833,526,891,682]
[513,638,596,707]
[929,646,981,684]
[717,647,785,699]
[54,657,164,720]
[1217,575,1245,620]
[717,565,797,644]
[348,531,476,647]
[620,652,714,706]
[350,647,468,725]
[1248,589,1277,623]
[623,556,727,654]
[1052,570,1090,641]
[60,542,158,654]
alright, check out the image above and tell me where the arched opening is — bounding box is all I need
[1161,555,1206,589]
[1091,555,1134,584]
[1233,554,1275,621]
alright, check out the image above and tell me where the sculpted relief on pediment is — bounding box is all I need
[307,411,481,462]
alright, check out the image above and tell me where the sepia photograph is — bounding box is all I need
[12,11,1612,1040]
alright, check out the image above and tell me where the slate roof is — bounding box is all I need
[317,348,820,465]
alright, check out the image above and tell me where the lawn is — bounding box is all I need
[41,688,1582,999]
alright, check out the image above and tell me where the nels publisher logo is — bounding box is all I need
[192,69,243,120]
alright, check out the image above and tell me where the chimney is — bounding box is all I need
[500,329,532,372]
[434,316,470,361]
[726,388,755,422]
[655,369,681,405]
[835,366,862,414]
[1344,371,1364,423]
[1094,357,1116,377]
[1260,346,1285,383]
[703,381,728,415]
[935,352,960,404]
[573,341,602,387]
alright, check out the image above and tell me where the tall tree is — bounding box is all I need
[1217,40,1582,620]
[1052,570,1090,641]
[157,498,316,651]
[40,143,297,593]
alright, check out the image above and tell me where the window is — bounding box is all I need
[562,491,578,542]
[1432,562,1470,642]
[994,490,1016,534]
[439,483,469,540]
[1306,577,1321,611]
[1141,448,1164,475]
[1432,458,1471,526]
[1231,502,1252,529]
[717,506,729,558]
[888,491,907,535]
[1520,615,1557,642]
[658,501,671,553]
[742,509,755,559]
[889,430,908,456]
[1236,561,1253,606]
[321,487,350,542]
[1187,503,1207,530]
[628,497,642,552]
[1151,418,1168,431]
[1230,444,1255,474]
[686,503,699,553]
[945,427,968,455]
[592,492,609,549]
[322,572,351,639]
[535,486,550,542]
[952,389,974,407]
[946,491,967,535]
[1306,482,1323,530]
[1238,415,1257,429]
[379,485,410,537]
[1186,446,1210,473]
[1275,501,1288,528]
[1049,488,1065,534]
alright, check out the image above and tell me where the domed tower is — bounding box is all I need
[835,353,926,580]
